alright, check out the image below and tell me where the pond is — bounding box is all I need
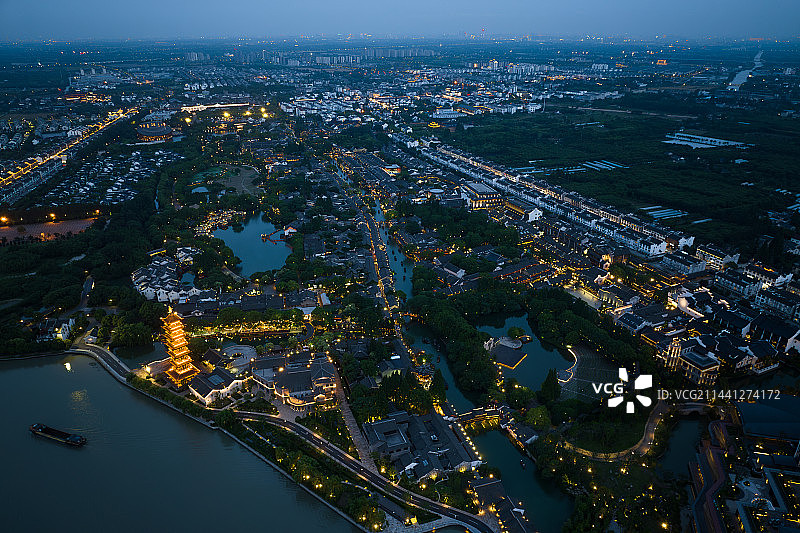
[475,313,573,392]
[731,367,800,392]
[180,271,195,287]
[659,416,705,476]
[115,341,167,369]
[213,212,292,277]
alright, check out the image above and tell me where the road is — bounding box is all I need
[325,159,491,530]
[298,321,315,343]
[236,411,493,533]
[221,265,244,282]
[331,164,415,364]
[630,399,669,456]
[58,339,491,530]
[60,275,94,319]
[2,108,137,187]
[78,276,94,309]
[70,337,131,380]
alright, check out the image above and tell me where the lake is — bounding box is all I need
[213,212,292,277]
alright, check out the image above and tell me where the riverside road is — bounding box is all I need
[236,411,494,533]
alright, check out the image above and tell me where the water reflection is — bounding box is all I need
[659,417,704,476]
[1,355,360,533]
[475,313,572,391]
[213,212,292,277]
[375,201,573,531]
[405,321,573,532]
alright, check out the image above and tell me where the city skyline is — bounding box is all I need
[3,4,800,532]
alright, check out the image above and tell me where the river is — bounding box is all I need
[213,212,291,277]
[728,50,763,92]
[0,354,361,533]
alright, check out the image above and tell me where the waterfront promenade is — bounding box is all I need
[235,409,496,533]
[13,336,493,533]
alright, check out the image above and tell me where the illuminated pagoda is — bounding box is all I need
[163,311,199,387]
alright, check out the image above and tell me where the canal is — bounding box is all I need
[373,201,412,298]
[0,354,361,533]
[372,199,573,531]
[213,212,291,277]
[406,323,573,533]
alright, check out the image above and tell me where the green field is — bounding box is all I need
[436,110,800,247]
[191,166,227,185]
[434,110,675,167]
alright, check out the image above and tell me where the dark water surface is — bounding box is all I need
[0,354,360,533]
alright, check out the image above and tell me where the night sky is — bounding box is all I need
[1,0,798,41]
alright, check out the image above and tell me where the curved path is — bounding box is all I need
[563,399,669,462]
[70,337,131,381]
[62,335,492,532]
[235,410,495,533]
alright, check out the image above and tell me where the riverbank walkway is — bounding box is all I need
[236,410,496,533]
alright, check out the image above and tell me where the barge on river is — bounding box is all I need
[29,423,87,447]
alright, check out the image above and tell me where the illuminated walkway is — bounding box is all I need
[563,399,669,462]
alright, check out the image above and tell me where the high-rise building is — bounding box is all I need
[163,312,199,387]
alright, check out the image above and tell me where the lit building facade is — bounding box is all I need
[136,120,173,142]
[163,312,200,387]
[461,182,502,210]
